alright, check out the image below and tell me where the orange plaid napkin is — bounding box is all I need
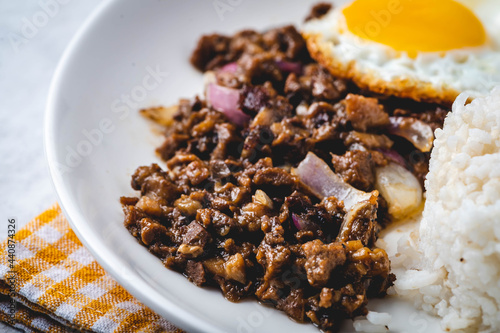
[0,204,184,333]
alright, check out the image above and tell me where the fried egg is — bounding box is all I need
[302,0,500,105]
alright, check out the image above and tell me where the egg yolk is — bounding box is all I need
[342,0,486,56]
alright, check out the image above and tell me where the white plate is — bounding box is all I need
[45,0,443,332]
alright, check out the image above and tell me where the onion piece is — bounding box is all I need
[293,152,375,211]
[376,148,407,168]
[220,62,238,73]
[374,162,422,219]
[292,213,308,230]
[206,83,250,126]
[388,117,434,152]
[275,60,302,74]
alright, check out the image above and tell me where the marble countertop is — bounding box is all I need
[0,1,102,331]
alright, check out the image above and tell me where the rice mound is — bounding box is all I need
[394,87,500,332]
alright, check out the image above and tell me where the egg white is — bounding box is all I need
[302,0,500,104]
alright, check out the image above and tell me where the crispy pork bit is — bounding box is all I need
[305,2,333,21]
[302,240,347,287]
[139,105,177,126]
[343,94,390,132]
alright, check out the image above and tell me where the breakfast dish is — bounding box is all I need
[118,1,499,332]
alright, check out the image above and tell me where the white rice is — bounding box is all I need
[353,311,391,332]
[366,311,392,326]
[394,87,500,332]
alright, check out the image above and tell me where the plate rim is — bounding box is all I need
[44,1,223,332]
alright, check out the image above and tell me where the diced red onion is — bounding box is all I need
[206,83,250,126]
[388,117,434,152]
[293,152,374,211]
[275,61,302,75]
[220,62,238,73]
[292,213,308,230]
[376,148,407,168]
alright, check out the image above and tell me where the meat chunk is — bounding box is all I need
[350,246,391,278]
[131,164,161,191]
[284,192,341,241]
[338,284,367,314]
[284,72,302,96]
[277,289,306,321]
[120,196,139,206]
[183,221,211,247]
[190,34,231,71]
[139,218,167,246]
[131,164,179,202]
[319,288,338,308]
[393,107,448,132]
[343,131,393,150]
[240,85,270,115]
[255,279,284,303]
[306,64,347,101]
[270,118,311,163]
[302,240,346,287]
[166,154,211,187]
[240,126,274,160]
[409,154,430,186]
[156,134,190,161]
[209,160,232,180]
[249,95,293,128]
[185,161,210,186]
[203,254,247,285]
[284,65,347,104]
[256,244,291,279]
[342,94,390,132]
[212,123,239,160]
[305,3,333,21]
[238,52,284,84]
[331,150,376,191]
[253,167,297,187]
[196,209,236,236]
[261,25,307,59]
[185,260,206,286]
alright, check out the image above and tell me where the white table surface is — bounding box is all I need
[0,1,103,331]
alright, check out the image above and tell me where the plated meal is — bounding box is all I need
[118,1,500,332]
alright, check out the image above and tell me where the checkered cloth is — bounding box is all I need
[0,204,184,333]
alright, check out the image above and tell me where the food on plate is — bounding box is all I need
[120,14,449,331]
[302,0,500,105]
[394,88,500,333]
